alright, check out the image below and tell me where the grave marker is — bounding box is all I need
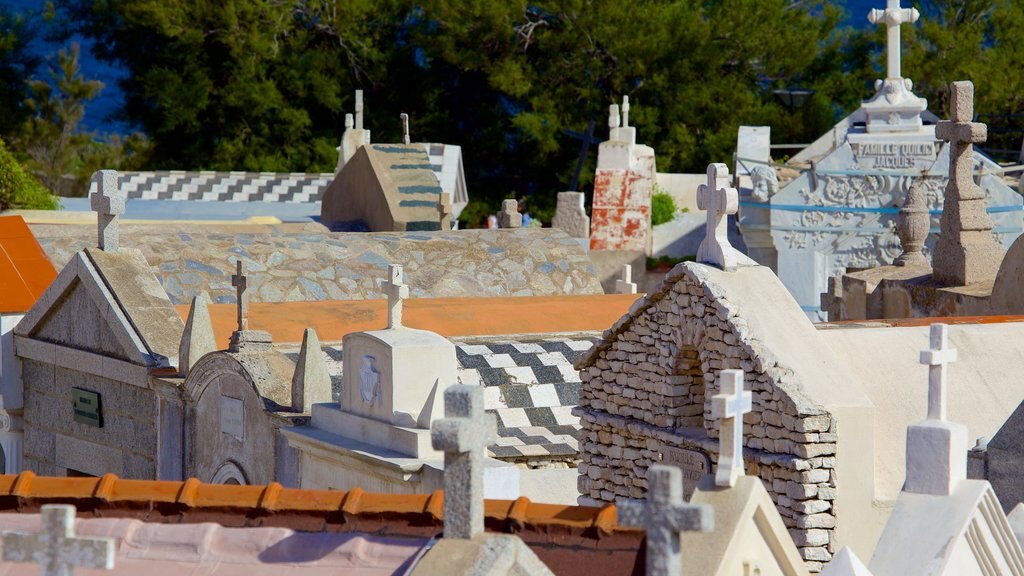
[711,369,753,487]
[2,504,115,575]
[697,163,741,269]
[89,170,124,252]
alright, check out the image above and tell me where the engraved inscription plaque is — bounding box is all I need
[220,396,244,440]
[661,445,710,499]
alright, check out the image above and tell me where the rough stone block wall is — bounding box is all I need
[575,265,838,571]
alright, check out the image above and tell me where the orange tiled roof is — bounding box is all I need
[0,216,56,314]
[176,294,640,345]
[0,472,644,576]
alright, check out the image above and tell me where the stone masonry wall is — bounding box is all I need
[575,263,838,571]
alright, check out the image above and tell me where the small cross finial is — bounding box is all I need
[609,103,620,132]
[621,95,630,128]
[231,260,248,332]
[89,170,124,252]
[2,504,115,575]
[615,264,637,294]
[431,385,497,540]
[344,113,354,130]
[384,264,409,329]
[617,465,714,575]
[867,0,920,80]
[354,90,364,130]
[696,163,740,269]
[400,112,410,145]
[711,369,753,487]
[919,323,957,421]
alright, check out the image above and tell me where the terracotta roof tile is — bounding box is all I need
[0,215,56,314]
[178,294,640,346]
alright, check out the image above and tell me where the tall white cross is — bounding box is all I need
[696,163,740,269]
[621,95,630,128]
[711,369,753,488]
[231,260,248,332]
[431,385,497,539]
[384,264,409,329]
[919,323,957,421]
[401,113,410,145]
[354,89,364,130]
[617,465,713,576]
[2,504,115,575]
[89,170,124,252]
[868,0,920,80]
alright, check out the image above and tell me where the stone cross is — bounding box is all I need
[615,264,637,294]
[696,163,740,269]
[430,385,497,540]
[609,103,620,133]
[919,323,957,421]
[711,369,753,487]
[2,504,115,575]
[344,113,354,131]
[231,260,248,332]
[354,89,364,130]
[621,95,630,127]
[89,170,124,252]
[401,112,410,145]
[498,198,522,228]
[933,81,1002,286]
[867,0,919,80]
[617,465,713,576]
[384,264,409,329]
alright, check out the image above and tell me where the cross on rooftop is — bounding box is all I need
[384,264,409,329]
[711,369,753,487]
[437,192,452,230]
[621,95,630,127]
[2,504,115,576]
[867,0,920,80]
[89,170,124,252]
[430,385,497,540]
[231,260,248,332]
[919,323,957,421]
[933,81,1000,286]
[617,465,713,576]
[696,163,741,269]
[615,264,637,295]
[400,113,410,145]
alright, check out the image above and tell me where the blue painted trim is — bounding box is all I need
[399,200,438,207]
[390,164,434,170]
[398,185,443,195]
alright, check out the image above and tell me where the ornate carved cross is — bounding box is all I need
[696,163,740,269]
[868,0,920,80]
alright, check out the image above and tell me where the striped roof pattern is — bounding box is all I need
[278,336,595,462]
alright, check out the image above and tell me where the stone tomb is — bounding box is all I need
[739,0,1024,319]
[282,265,519,496]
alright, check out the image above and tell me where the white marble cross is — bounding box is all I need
[617,465,713,576]
[354,89,364,130]
[401,113,410,145]
[384,264,409,329]
[711,369,753,487]
[430,385,497,539]
[615,264,637,294]
[696,163,740,269]
[231,260,248,332]
[89,170,124,252]
[2,504,115,575]
[868,0,920,80]
[919,323,957,421]
[621,95,630,128]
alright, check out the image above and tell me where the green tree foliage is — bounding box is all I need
[19,44,104,195]
[0,138,59,211]
[0,7,41,140]
[651,190,677,226]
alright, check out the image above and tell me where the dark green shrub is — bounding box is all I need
[0,138,58,210]
[651,191,677,226]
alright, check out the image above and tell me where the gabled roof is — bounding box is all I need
[15,248,183,367]
[683,475,809,576]
[0,215,56,314]
[869,480,1024,575]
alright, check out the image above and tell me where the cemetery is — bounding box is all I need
[6,0,1024,574]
